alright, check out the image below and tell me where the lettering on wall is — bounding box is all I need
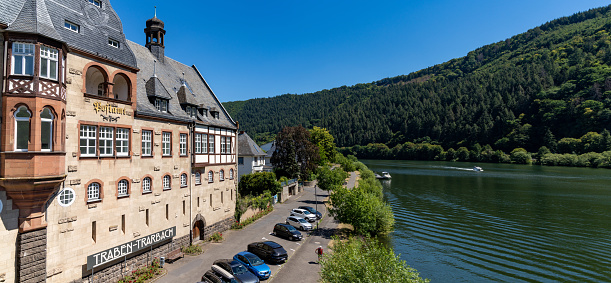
[93,102,131,116]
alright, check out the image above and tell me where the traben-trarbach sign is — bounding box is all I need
[86,226,176,270]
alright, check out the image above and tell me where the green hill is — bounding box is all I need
[224,5,611,153]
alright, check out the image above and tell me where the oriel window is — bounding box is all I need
[12,43,34,75]
[14,106,31,151]
[40,108,54,151]
[40,46,58,80]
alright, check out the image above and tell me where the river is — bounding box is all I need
[362,160,611,283]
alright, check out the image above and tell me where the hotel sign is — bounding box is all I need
[93,102,130,115]
[86,226,176,270]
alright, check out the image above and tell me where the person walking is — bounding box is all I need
[315,246,323,263]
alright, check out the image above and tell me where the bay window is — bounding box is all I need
[12,43,34,76]
[208,134,215,154]
[40,108,54,151]
[14,106,31,151]
[40,46,58,80]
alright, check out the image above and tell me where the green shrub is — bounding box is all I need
[181,245,202,254]
[118,258,162,283]
[210,232,223,242]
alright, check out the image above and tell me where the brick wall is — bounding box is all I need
[17,228,47,283]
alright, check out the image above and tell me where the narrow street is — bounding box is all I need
[157,175,355,283]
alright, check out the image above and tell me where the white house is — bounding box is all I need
[237,132,267,180]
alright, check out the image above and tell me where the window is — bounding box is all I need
[208,171,213,183]
[142,130,152,156]
[162,132,171,156]
[208,134,215,154]
[221,192,224,203]
[142,177,152,193]
[181,173,187,187]
[14,106,31,151]
[180,134,187,155]
[238,157,244,165]
[99,127,114,156]
[40,46,58,80]
[118,179,128,196]
[155,98,168,113]
[40,108,54,151]
[116,128,129,156]
[195,172,201,185]
[87,182,101,202]
[226,137,232,154]
[80,125,97,156]
[182,200,185,215]
[221,136,226,154]
[186,106,197,118]
[146,209,149,226]
[166,204,169,220]
[12,43,34,75]
[57,188,75,207]
[220,170,225,181]
[121,214,125,234]
[209,194,212,207]
[195,134,201,154]
[92,221,96,242]
[64,20,79,33]
[202,134,208,153]
[108,38,119,48]
[163,175,171,190]
[88,0,101,7]
[229,169,234,180]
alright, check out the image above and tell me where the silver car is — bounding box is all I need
[286,216,312,231]
[290,208,317,222]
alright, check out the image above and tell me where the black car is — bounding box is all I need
[298,206,322,220]
[273,223,303,241]
[202,267,239,283]
[213,259,260,283]
[247,241,288,264]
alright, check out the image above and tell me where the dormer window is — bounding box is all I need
[185,106,197,118]
[88,0,101,8]
[200,109,207,117]
[108,38,119,48]
[210,111,219,119]
[64,20,79,33]
[155,98,168,113]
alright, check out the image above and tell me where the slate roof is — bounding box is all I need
[238,132,266,157]
[0,0,137,68]
[127,40,237,129]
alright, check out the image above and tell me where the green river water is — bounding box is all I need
[362,160,611,283]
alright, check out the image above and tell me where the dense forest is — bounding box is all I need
[224,5,611,154]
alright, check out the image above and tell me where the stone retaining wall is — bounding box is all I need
[17,228,47,283]
[203,217,234,240]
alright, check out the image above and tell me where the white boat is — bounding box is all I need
[376,172,392,179]
[473,166,484,172]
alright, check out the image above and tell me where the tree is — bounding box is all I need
[316,166,348,191]
[271,126,320,179]
[238,172,281,196]
[320,237,429,283]
[310,126,338,164]
[329,186,394,236]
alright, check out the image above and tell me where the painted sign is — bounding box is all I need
[86,226,176,270]
[93,102,129,115]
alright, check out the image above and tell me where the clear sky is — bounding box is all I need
[111,0,611,102]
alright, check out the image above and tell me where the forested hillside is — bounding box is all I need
[224,5,611,153]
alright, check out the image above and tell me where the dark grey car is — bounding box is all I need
[213,259,260,283]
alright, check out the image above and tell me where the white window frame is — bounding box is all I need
[40,45,58,80]
[40,108,53,152]
[142,177,152,193]
[226,137,232,154]
[88,0,101,7]
[142,130,152,156]
[180,133,187,156]
[195,133,201,154]
[155,98,168,113]
[57,188,76,207]
[99,127,114,156]
[118,180,128,196]
[202,134,208,153]
[14,106,31,152]
[162,132,171,156]
[163,175,171,190]
[116,128,129,156]
[64,20,79,33]
[181,174,187,187]
[12,42,34,75]
[208,171,213,183]
[108,38,119,48]
[208,134,214,154]
[195,172,201,185]
[221,136,226,154]
[80,125,97,157]
[87,183,100,202]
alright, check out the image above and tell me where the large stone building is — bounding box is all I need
[0,1,237,282]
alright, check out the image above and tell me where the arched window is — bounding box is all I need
[208,171,213,183]
[163,175,171,190]
[85,66,106,96]
[229,169,234,180]
[118,179,128,196]
[195,172,201,185]
[14,106,31,151]
[87,182,101,202]
[40,108,54,151]
[220,170,225,181]
[181,173,187,187]
[142,177,152,193]
[113,74,130,101]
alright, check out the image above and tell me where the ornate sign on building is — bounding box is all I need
[86,226,176,270]
[93,102,130,116]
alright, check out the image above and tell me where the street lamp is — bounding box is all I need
[315,184,319,231]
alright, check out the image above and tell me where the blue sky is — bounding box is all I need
[112,0,610,102]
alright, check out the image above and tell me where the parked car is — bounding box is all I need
[202,269,236,283]
[290,208,317,222]
[286,216,312,231]
[233,252,271,280]
[298,206,322,219]
[213,259,260,283]
[247,241,288,264]
[273,223,302,241]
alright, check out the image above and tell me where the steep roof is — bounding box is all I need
[238,132,266,157]
[127,39,237,129]
[6,0,62,41]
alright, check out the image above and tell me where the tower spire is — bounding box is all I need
[154,6,157,18]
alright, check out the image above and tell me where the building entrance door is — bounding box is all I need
[193,220,205,241]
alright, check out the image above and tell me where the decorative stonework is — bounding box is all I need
[88,203,97,209]
[69,68,82,75]
[60,228,74,233]
[66,110,76,116]
[69,179,81,185]
[58,216,77,224]
[154,166,160,171]
[109,225,118,232]
[132,178,140,183]
[68,166,78,172]
[133,129,139,134]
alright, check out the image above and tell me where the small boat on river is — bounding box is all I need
[473,166,484,172]
[375,172,392,179]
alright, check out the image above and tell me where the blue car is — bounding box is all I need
[233,251,271,280]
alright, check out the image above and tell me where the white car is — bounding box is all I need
[286,216,312,231]
[290,208,317,222]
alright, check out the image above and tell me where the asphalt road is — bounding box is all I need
[157,182,340,283]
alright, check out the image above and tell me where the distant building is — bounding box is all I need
[0,1,237,282]
[263,141,276,172]
[237,131,267,180]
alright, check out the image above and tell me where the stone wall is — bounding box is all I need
[74,235,189,283]
[203,217,234,241]
[17,228,47,283]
